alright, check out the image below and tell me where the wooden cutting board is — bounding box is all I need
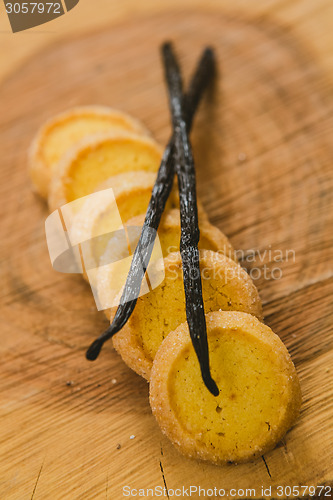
[0,10,332,499]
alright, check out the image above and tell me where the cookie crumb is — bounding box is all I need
[116,443,121,450]
[66,380,74,386]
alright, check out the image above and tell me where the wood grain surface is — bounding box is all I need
[0,8,332,500]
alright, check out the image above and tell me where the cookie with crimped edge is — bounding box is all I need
[98,178,209,224]
[126,209,235,260]
[150,310,302,465]
[111,250,262,380]
[97,209,237,317]
[29,106,149,199]
[69,172,178,281]
[69,175,209,284]
[48,130,163,212]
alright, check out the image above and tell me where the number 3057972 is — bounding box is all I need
[5,3,61,14]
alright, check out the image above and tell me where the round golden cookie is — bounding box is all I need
[69,174,209,284]
[150,310,302,464]
[69,172,178,281]
[29,106,149,199]
[111,250,262,380]
[97,210,237,316]
[48,131,162,212]
[125,209,235,260]
[97,178,209,224]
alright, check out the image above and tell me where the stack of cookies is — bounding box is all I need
[29,106,301,465]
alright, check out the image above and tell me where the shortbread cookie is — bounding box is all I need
[97,179,209,224]
[48,131,162,212]
[69,175,209,282]
[69,172,178,279]
[150,310,302,464]
[97,210,237,315]
[29,106,149,198]
[112,250,262,379]
[125,209,235,260]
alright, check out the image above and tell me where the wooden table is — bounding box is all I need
[0,1,332,498]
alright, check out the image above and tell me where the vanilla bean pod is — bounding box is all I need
[161,42,219,396]
[86,47,215,361]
